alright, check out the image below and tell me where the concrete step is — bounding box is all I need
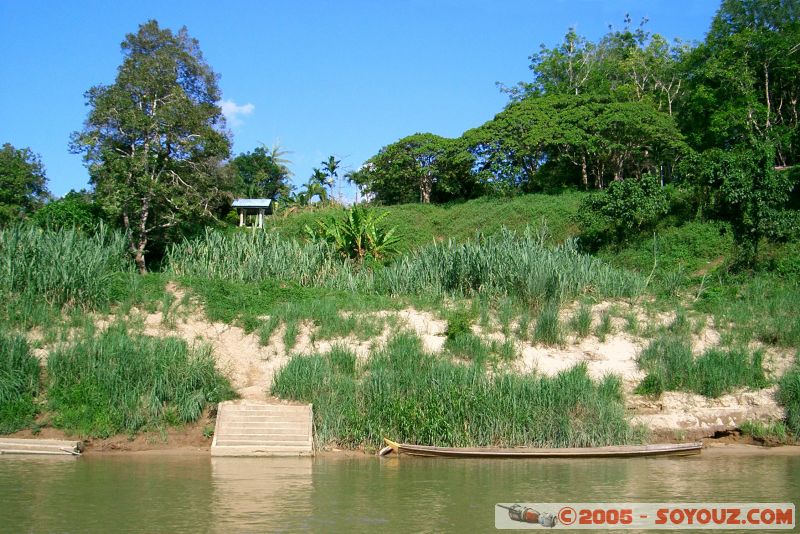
[217,422,308,433]
[211,400,313,457]
[215,434,309,442]
[215,440,311,447]
[219,415,310,423]
[216,428,311,439]
[222,404,310,412]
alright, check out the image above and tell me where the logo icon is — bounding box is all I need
[497,504,558,528]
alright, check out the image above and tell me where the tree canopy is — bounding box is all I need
[231,145,292,200]
[349,133,481,204]
[465,95,687,191]
[0,143,50,225]
[71,20,231,272]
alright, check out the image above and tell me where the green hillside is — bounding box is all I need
[264,192,587,251]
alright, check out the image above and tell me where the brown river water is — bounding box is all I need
[1,448,798,533]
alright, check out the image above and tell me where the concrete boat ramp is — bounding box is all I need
[0,438,82,456]
[211,400,313,457]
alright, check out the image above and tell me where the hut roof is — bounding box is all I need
[232,198,272,208]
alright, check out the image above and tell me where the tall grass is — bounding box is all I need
[0,224,130,308]
[166,228,361,289]
[374,228,643,302]
[168,227,643,303]
[569,304,593,338]
[47,323,235,437]
[778,360,800,437]
[532,301,563,345]
[635,335,769,398]
[273,333,645,449]
[0,331,40,433]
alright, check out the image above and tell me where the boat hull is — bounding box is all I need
[383,438,702,458]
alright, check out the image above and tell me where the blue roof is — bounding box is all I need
[232,198,272,208]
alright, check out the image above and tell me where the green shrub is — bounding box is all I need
[47,324,235,437]
[577,174,669,248]
[31,191,106,230]
[444,309,473,340]
[0,332,40,433]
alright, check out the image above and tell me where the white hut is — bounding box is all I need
[232,199,272,228]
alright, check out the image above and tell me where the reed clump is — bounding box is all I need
[273,332,645,449]
[778,361,800,437]
[0,224,130,309]
[635,335,769,398]
[47,323,236,438]
[0,331,40,434]
[167,227,643,303]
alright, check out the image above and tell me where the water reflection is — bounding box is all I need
[211,457,313,532]
[0,450,797,533]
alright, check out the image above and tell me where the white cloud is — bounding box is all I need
[219,99,255,127]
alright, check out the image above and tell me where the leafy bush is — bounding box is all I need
[680,145,797,265]
[444,309,473,340]
[577,175,669,248]
[31,191,106,230]
[0,332,40,433]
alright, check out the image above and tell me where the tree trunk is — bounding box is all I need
[420,173,432,204]
[581,155,588,189]
[134,241,147,274]
[132,195,150,274]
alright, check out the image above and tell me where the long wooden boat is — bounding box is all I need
[382,438,702,458]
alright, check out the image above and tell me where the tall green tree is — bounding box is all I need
[71,20,231,272]
[680,0,800,164]
[231,146,291,200]
[0,143,50,224]
[303,168,329,204]
[350,133,479,204]
[503,16,688,112]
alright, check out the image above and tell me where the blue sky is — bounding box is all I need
[1,0,720,199]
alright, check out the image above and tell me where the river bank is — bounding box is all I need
[7,289,796,453]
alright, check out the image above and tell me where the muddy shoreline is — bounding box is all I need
[7,422,799,457]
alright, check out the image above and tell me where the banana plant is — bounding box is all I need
[305,205,401,262]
